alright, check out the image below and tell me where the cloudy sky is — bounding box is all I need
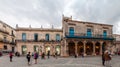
[0,0,120,34]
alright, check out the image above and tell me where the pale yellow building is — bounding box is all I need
[0,16,116,56]
[113,34,120,53]
[0,21,16,52]
[61,16,114,56]
[15,26,62,55]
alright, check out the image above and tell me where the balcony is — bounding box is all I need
[10,41,16,45]
[65,32,114,40]
[2,40,10,44]
[16,39,61,42]
[0,29,9,34]
[10,34,15,37]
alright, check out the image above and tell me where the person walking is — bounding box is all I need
[26,52,31,65]
[41,52,45,59]
[9,52,13,62]
[47,50,50,59]
[104,51,112,67]
[34,52,39,64]
[102,52,105,66]
[55,51,58,59]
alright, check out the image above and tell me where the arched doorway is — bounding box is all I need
[102,42,107,53]
[68,41,75,56]
[77,41,84,56]
[45,46,50,55]
[55,45,61,56]
[86,42,93,55]
[95,42,100,55]
[34,45,39,53]
[21,45,27,55]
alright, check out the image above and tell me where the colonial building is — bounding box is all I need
[61,16,114,56]
[15,26,62,55]
[113,34,120,53]
[0,21,16,52]
[0,16,115,56]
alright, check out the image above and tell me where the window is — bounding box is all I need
[34,33,38,41]
[45,34,49,41]
[87,28,92,37]
[103,30,107,38]
[69,27,74,36]
[4,45,7,50]
[12,38,14,42]
[3,37,6,42]
[56,34,60,41]
[22,33,26,41]
[11,30,14,36]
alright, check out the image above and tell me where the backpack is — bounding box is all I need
[26,54,30,59]
[34,53,38,58]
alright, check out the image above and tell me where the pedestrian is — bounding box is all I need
[9,52,13,62]
[104,51,112,67]
[47,50,50,59]
[41,52,45,59]
[34,52,39,64]
[81,52,84,58]
[26,52,31,65]
[74,52,78,58]
[55,51,58,59]
[102,52,105,66]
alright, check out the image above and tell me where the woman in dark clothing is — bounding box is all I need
[102,52,105,66]
[9,52,13,62]
[26,52,31,65]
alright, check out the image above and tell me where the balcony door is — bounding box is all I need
[22,33,26,41]
[87,29,92,37]
[103,30,107,38]
[69,27,74,36]
[46,34,49,41]
[34,33,38,41]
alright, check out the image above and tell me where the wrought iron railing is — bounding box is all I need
[65,32,114,39]
[16,39,61,42]
[10,41,16,45]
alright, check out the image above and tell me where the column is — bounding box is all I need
[100,42,103,55]
[64,40,68,56]
[75,42,77,55]
[83,41,86,56]
[93,42,96,56]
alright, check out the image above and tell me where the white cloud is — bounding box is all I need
[0,0,120,34]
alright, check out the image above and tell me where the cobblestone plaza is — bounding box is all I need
[0,55,120,67]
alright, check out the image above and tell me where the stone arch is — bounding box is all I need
[68,41,75,56]
[55,45,61,55]
[45,46,51,55]
[34,45,39,53]
[86,41,93,55]
[77,41,84,56]
[21,45,27,55]
[95,42,100,55]
[102,42,107,53]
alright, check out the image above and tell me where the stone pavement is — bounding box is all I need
[0,55,120,67]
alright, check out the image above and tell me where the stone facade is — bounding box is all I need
[61,16,114,56]
[0,16,116,56]
[113,34,120,54]
[0,21,16,52]
[15,27,62,55]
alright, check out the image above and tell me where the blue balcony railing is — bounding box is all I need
[65,32,114,40]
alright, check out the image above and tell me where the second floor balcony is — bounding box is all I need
[10,41,16,45]
[0,29,9,35]
[16,39,61,42]
[65,32,114,40]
